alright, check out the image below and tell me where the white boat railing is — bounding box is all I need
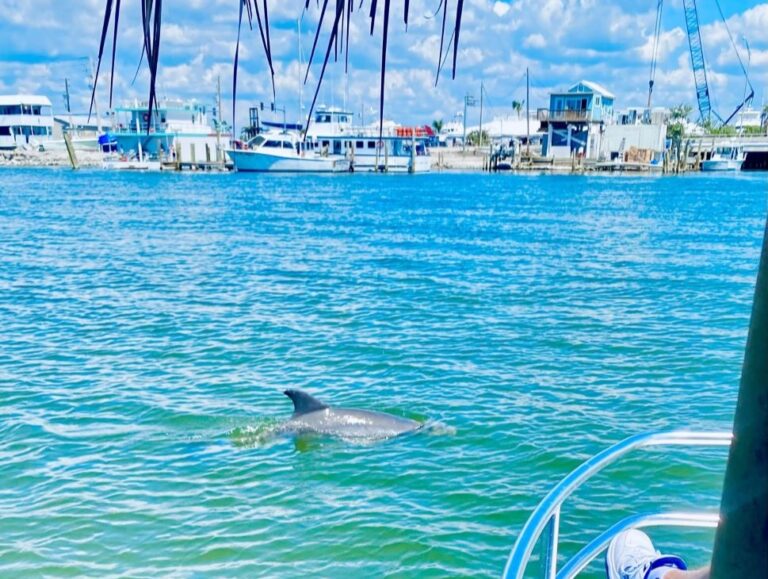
[502,430,732,579]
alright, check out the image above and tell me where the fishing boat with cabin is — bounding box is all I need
[305,107,432,173]
[227,130,350,173]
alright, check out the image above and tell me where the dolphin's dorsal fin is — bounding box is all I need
[284,389,330,416]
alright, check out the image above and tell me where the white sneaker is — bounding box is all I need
[605,529,660,579]
[605,530,687,579]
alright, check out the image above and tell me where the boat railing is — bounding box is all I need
[502,430,732,579]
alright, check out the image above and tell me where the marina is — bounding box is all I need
[2,83,766,174]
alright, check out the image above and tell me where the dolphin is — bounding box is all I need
[280,389,422,441]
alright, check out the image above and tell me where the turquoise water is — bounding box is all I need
[0,168,765,577]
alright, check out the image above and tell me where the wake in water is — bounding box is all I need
[229,418,454,449]
[229,419,287,449]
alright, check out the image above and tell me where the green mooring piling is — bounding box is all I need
[711,214,768,578]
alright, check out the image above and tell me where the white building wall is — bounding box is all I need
[602,124,666,156]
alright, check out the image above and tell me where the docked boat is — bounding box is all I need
[42,136,101,153]
[42,113,112,153]
[227,131,350,173]
[102,153,162,171]
[0,95,54,150]
[701,144,745,171]
[305,107,432,173]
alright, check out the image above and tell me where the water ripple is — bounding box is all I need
[0,169,764,576]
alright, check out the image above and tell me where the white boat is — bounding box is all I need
[305,107,433,173]
[42,136,101,152]
[102,154,162,171]
[0,95,54,150]
[701,144,745,171]
[102,138,162,171]
[227,131,350,173]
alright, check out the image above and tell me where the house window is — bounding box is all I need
[367,141,376,149]
[356,141,364,148]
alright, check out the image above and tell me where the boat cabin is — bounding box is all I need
[247,133,317,155]
[0,95,54,150]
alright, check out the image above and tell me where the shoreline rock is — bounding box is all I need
[0,149,104,169]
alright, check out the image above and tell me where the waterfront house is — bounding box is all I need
[0,95,54,150]
[109,99,228,164]
[538,81,614,160]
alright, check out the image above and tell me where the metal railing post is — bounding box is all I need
[502,431,731,579]
[542,508,561,579]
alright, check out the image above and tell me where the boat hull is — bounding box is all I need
[103,158,163,171]
[701,159,743,172]
[42,137,101,152]
[228,149,350,173]
[351,154,431,173]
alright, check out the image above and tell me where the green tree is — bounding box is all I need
[512,100,524,118]
[667,103,692,141]
[667,123,685,141]
[432,119,444,134]
[467,129,490,146]
[670,104,693,121]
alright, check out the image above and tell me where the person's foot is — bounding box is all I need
[606,529,659,579]
[605,529,687,579]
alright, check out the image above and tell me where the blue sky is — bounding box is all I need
[0,0,766,127]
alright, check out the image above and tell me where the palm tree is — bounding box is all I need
[512,100,524,119]
[670,104,693,121]
[432,119,444,134]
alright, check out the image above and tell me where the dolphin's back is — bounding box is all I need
[281,389,421,440]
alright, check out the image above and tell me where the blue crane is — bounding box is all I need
[650,1,753,126]
[682,0,720,124]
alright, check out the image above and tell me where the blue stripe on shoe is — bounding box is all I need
[643,555,688,579]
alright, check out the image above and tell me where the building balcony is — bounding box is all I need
[537,109,594,122]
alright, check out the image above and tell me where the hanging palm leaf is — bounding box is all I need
[89,1,466,136]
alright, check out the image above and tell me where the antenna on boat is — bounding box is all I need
[87,58,103,134]
[298,13,304,129]
[526,68,530,158]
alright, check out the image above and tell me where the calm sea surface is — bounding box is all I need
[0,168,765,577]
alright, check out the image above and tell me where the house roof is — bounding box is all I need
[569,81,614,99]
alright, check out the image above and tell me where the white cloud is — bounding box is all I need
[493,2,511,17]
[523,34,547,50]
[0,0,766,126]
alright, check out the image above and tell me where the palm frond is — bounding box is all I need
[90,1,465,136]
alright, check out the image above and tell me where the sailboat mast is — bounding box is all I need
[526,67,530,156]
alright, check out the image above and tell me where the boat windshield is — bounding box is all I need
[248,135,266,148]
